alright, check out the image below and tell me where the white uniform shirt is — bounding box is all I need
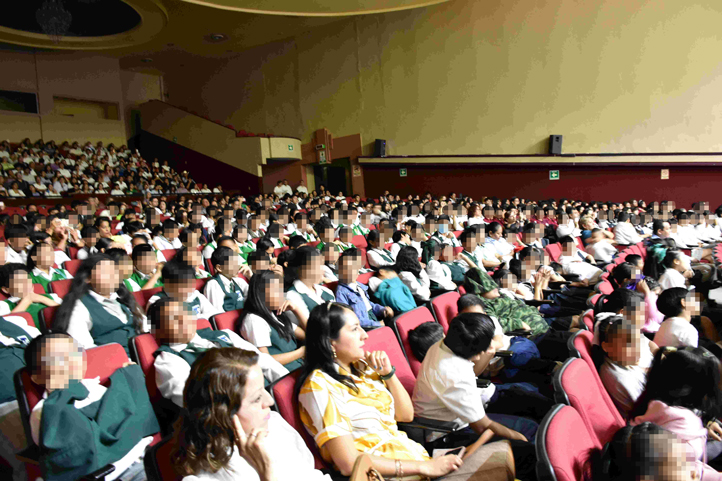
[425,260,457,291]
[153,235,182,251]
[586,240,617,264]
[653,317,699,348]
[182,412,330,481]
[154,330,287,407]
[5,246,27,265]
[366,248,395,269]
[658,268,687,290]
[65,290,135,349]
[398,270,431,301]
[203,275,249,312]
[284,280,336,321]
[559,255,602,283]
[614,222,643,245]
[599,338,654,418]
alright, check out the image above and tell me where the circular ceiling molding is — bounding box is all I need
[0,0,167,50]
[180,0,451,17]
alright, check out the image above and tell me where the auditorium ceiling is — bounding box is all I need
[0,0,451,73]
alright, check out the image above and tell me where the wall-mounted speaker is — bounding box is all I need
[549,135,563,155]
[374,139,386,157]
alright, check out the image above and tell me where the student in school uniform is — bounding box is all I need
[394,246,432,302]
[262,223,286,250]
[202,217,234,260]
[204,246,249,312]
[232,224,256,263]
[177,246,212,279]
[0,264,61,328]
[241,270,308,373]
[314,221,341,253]
[389,230,413,259]
[285,246,336,320]
[153,219,182,251]
[148,297,287,408]
[247,215,265,241]
[123,243,164,292]
[147,260,221,320]
[76,226,99,261]
[321,243,340,283]
[334,248,393,329]
[365,230,395,269]
[25,333,160,481]
[457,229,483,273]
[334,226,356,252]
[0,313,41,481]
[53,256,145,355]
[5,224,29,265]
[27,242,72,293]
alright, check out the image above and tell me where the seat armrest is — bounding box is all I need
[399,417,458,434]
[79,464,116,481]
[524,299,554,306]
[542,289,563,295]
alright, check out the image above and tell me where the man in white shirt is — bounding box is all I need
[653,287,699,348]
[412,312,539,479]
[296,180,308,195]
[614,212,647,245]
[585,229,617,264]
[558,236,602,284]
[281,179,293,197]
[4,225,29,264]
[273,181,286,197]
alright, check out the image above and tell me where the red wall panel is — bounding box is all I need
[361,164,722,209]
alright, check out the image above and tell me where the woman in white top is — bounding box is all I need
[658,250,692,290]
[466,203,485,227]
[174,348,331,481]
[394,245,431,301]
[7,182,25,198]
[422,241,457,292]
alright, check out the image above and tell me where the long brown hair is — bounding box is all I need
[172,348,259,475]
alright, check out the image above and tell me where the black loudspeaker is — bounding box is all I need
[374,139,386,157]
[549,135,562,155]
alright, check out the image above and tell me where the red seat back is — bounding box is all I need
[6,312,35,328]
[536,404,596,481]
[195,277,210,293]
[351,235,367,249]
[48,279,73,297]
[270,371,328,470]
[130,333,161,401]
[597,281,614,295]
[544,243,562,263]
[553,358,624,448]
[210,309,243,332]
[63,259,82,276]
[364,326,416,396]
[32,283,45,295]
[431,291,460,333]
[39,306,59,333]
[161,249,177,262]
[324,281,338,293]
[132,287,163,311]
[144,436,181,481]
[393,306,436,377]
[458,285,466,295]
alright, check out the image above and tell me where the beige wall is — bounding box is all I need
[120,70,163,139]
[164,0,722,156]
[0,50,131,145]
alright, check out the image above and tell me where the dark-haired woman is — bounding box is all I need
[174,348,331,481]
[53,255,145,355]
[241,270,307,372]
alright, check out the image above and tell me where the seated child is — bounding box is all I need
[123,243,164,292]
[285,213,316,243]
[263,223,285,249]
[204,246,249,312]
[365,230,395,269]
[241,270,307,372]
[334,226,355,251]
[654,287,701,348]
[407,321,445,361]
[422,240,458,292]
[394,245,431,301]
[176,246,211,279]
[314,221,340,253]
[558,235,602,284]
[596,314,654,419]
[367,267,417,315]
[153,219,182,251]
[334,249,393,329]
[585,228,617,265]
[457,229,483,272]
[321,243,339,283]
[147,260,221,320]
[0,264,61,328]
[25,333,159,481]
[247,250,283,278]
[28,242,72,293]
[232,224,256,263]
[149,297,286,407]
[247,215,265,240]
[5,224,29,265]
[202,217,233,260]
[389,229,412,259]
[76,226,99,260]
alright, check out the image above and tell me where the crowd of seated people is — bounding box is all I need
[2,185,722,481]
[0,138,223,198]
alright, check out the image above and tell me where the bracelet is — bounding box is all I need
[395,459,403,478]
[379,366,396,380]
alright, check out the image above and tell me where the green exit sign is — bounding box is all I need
[549,170,560,181]
[400,168,407,177]
[288,145,294,151]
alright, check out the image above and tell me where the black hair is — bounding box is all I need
[52,255,144,334]
[162,259,196,283]
[652,219,667,235]
[391,230,407,243]
[256,239,274,254]
[365,229,381,246]
[443,312,495,359]
[408,322,444,361]
[631,346,722,420]
[287,235,307,250]
[459,229,474,245]
[288,245,321,282]
[591,423,677,481]
[559,235,575,246]
[247,250,270,268]
[146,296,175,333]
[4,224,28,240]
[211,246,235,269]
[610,262,635,289]
[0,263,30,289]
[596,314,634,346]
[243,270,295,342]
[656,287,689,318]
[662,250,683,269]
[294,302,359,401]
[131,243,155,262]
[625,254,642,267]
[394,245,422,278]
[456,293,485,313]
[105,248,129,264]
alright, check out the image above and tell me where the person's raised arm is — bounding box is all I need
[365,350,413,422]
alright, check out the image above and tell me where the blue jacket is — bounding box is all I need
[335,282,386,328]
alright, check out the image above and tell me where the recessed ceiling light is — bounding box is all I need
[207,33,228,43]
[141,58,153,63]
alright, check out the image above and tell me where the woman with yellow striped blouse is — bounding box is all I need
[295,303,512,480]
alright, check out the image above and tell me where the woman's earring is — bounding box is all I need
[332,347,337,359]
